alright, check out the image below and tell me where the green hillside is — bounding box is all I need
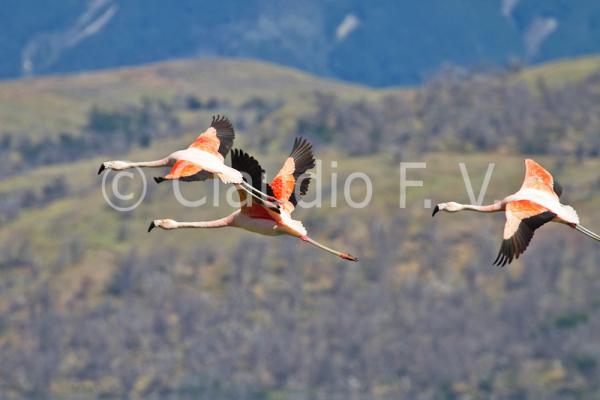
[0,58,379,139]
[1,57,600,399]
[520,55,600,86]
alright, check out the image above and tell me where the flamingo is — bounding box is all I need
[432,159,600,266]
[148,138,359,262]
[98,115,278,205]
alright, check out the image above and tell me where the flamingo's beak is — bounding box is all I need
[341,253,359,262]
[432,205,440,217]
[154,177,166,184]
[148,221,156,232]
[98,164,106,175]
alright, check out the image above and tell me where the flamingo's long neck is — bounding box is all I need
[458,202,504,213]
[123,158,170,169]
[300,236,358,261]
[173,214,235,229]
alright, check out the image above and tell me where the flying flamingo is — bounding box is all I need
[148,138,359,262]
[432,159,600,266]
[98,115,278,205]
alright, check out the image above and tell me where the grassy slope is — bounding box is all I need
[520,55,600,86]
[0,55,599,276]
[2,54,597,138]
[0,58,379,138]
[1,57,600,396]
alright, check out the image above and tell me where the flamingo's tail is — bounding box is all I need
[217,166,243,184]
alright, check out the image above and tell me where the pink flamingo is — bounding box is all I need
[149,139,358,261]
[433,159,600,266]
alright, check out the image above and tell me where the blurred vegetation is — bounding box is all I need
[0,58,599,399]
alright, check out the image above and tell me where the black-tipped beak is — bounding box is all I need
[154,177,165,184]
[148,221,156,232]
[341,253,359,262]
[432,205,440,217]
[98,164,106,175]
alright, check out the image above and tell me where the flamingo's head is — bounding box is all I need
[99,160,130,173]
[432,202,462,216]
[148,219,177,232]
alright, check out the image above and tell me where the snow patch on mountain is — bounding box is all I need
[21,0,118,75]
[336,14,360,41]
[501,0,520,19]
[524,16,558,60]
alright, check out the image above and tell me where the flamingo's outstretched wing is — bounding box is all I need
[230,149,269,210]
[521,159,562,199]
[189,115,235,157]
[158,115,235,182]
[553,180,564,198]
[494,200,556,266]
[231,149,264,189]
[159,159,206,182]
[269,137,316,207]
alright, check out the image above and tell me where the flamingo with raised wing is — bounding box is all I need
[98,115,277,205]
[432,159,600,266]
[148,138,359,262]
